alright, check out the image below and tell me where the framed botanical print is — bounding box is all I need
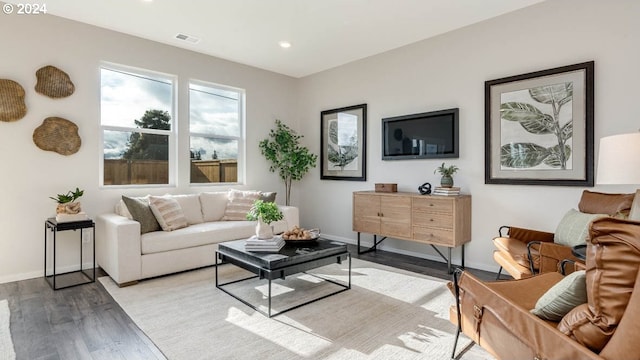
[485,61,594,186]
[320,104,367,181]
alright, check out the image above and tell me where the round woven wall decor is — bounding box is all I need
[35,65,75,98]
[0,79,27,122]
[33,117,81,155]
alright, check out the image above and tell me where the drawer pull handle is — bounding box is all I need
[430,219,434,222]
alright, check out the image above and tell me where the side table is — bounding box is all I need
[44,217,95,290]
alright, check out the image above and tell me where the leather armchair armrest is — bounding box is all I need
[507,226,555,244]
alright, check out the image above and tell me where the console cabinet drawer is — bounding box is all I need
[412,197,453,214]
[412,212,453,229]
[413,227,454,246]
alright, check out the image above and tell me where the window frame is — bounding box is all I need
[188,79,246,185]
[99,62,178,188]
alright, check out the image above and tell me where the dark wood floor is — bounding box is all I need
[0,245,498,360]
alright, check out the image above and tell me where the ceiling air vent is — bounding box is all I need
[175,33,200,44]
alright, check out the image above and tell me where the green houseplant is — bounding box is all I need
[259,119,318,206]
[50,187,84,214]
[246,200,283,239]
[434,163,459,188]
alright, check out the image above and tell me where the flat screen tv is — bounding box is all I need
[382,108,459,160]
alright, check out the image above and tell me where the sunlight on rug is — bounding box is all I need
[0,299,16,360]
[99,258,493,360]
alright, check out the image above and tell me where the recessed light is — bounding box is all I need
[278,41,291,49]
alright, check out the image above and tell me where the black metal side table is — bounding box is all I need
[44,217,95,290]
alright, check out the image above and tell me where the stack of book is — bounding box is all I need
[432,187,461,196]
[55,212,90,222]
[244,235,285,252]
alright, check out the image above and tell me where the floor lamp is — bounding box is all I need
[596,132,640,220]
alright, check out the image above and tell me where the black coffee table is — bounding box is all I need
[215,238,351,317]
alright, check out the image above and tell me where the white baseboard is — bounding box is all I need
[1,263,97,285]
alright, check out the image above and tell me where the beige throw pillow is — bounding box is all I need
[222,189,261,221]
[554,209,608,247]
[149,196,188,231]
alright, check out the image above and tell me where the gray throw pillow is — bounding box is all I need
[260,192,277,203]
[122,196,161,234]
[530,270,587,321]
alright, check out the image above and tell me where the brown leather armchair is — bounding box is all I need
[450,217,640,360]
[492,190,634,279]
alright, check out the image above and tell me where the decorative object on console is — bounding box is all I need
[596,131,640,221]
[320,104,367,181]
[375,183,397,193]
[434,162,458,188]
[246,200,283,239]
[485,61,594,186]
[259,119,318,205]
[418,182,432,195]
[35,65,75,98]
[432,186,460,196]
[33,116,81,155]
[0,79,27,122]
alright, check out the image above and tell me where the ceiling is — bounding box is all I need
[9,0,546,78]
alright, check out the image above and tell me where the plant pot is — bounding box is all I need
[255,219,274,239]
[440,175,454,188]
[56,202,82,214]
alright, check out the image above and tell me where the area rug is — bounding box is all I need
[0,299,16,360]
[99,258,493,360]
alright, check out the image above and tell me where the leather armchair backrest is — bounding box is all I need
[558,217,640,352]
[600,269,640,359]
[578,190,634,217]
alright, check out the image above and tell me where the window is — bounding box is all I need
[189,81,243,184]
[100,65,175,186]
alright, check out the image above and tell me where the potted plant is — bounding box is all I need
[434,163,459,188]
[50,187,84,214]
[259,119,318,206]
[246,200,283,239]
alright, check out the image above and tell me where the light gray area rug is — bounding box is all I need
[99,258,493,360]
[0,299,16,360]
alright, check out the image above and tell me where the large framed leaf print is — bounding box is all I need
[485,61,594,186]
[320,104,367,181]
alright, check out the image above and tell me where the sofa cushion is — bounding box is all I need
[122,195,161,234]
[222,189,261,221]
[558,218,640,352]
[141,221,255,254]
[149,196,188,231]
[170,194,204,225]
[578,190,634,218]
[554,209,607,247]
[531,270,587,321]
[200,191,229,222]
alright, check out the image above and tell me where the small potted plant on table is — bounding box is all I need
[246,200,283,239]
[50,187,84,215]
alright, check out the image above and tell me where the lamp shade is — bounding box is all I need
[596,132,640,184]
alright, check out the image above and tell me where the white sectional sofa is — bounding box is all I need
[96,190,299,286]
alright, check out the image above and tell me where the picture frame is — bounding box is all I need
[485,61,594,186]
[320,104,367,181]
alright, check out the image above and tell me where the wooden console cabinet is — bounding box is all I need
[353,191,471,272]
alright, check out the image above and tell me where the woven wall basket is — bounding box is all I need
[33,117,81,155]
[0,79,27,122]
[35,65,75,98]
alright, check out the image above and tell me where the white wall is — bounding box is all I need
[296,0,640,272]
[0,12,297,282]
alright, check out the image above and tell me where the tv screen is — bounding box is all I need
[382,108,459,160]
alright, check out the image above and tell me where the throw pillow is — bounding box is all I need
[222,189,261,221]
[260,192,277,203]
[121,196,161,234]
[554,209,608,247]
[530,270,587,321]
[148,196,188,231]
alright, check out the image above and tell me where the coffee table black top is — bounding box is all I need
[218,238,348,270]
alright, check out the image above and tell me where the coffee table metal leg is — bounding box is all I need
[268,279,272,317]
